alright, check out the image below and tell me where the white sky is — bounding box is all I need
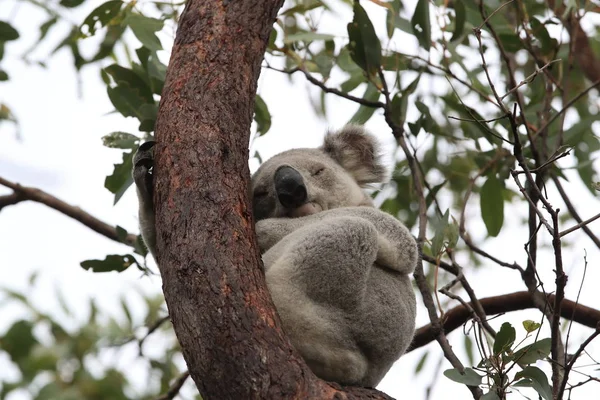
[1,1,599,399]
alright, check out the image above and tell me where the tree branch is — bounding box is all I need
[0,176,138,246]
[0,192,25,210]
[408,291,600,351]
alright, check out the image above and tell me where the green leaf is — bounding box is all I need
[0,69,7,81]
[493,322,516,354]
[80,1,124,37]
[254,94,271,136]
[102,132,139,149]
[481,392,501,400]
[385,0,402,39]
[411,0,431,51]
[104,64,154,102]
[522,320,541,333]
[480,176,504,237]
[1,320,38,362]
[514,366,552,400]
[124,13,163,51]
[464,335,475,365]
[431,209,450,255]
[80,254,137,273]
[513,338,551,366]
[284,31,335,43]
[443,367,482,386]
[348,83,380,124]
[445,220,459,250]
[415,351,428,374]
[138,103,158,132]
[104,151,133,204]
[120,297,133,328]
[450,0,466,42]
[60,0,85,7]
[0,21,19,41]
[529,18,555,55]
[107,84,148,120]
[340,71,366,93]
[497,32,522,53]
[347,0,382,76]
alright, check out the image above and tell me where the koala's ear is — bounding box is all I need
[322,124,387,186]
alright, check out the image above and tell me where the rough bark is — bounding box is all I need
[152,1,392,399]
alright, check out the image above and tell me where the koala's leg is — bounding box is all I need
[133,141,157,257]
[263,216,379,311]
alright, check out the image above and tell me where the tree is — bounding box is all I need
[1,0,600,399]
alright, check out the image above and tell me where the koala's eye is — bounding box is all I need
[312,167,325,176]
[254,191,268,198]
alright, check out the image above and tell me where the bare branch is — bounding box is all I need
[154,371,191,400]
[499,59,560,100]
[550,210,568,396]
[534,79,600,141]
[0,176,138,246]
[552,176,600,249]
[264,65,385,108]
[560,212,600,238]
[557,323,600,400]
[409,291,600,351]
[0,192,25,210]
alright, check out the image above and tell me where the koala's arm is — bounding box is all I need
[133,142,157,258]
[256,207,417,274]
[333,207,418,274]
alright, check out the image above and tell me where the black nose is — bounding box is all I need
[274,166,307,209]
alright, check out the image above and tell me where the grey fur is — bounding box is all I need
[133,125,417,387]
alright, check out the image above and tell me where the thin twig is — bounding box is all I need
[499,59,560,100]
[564,252,588,376]
[264,65,385,108]
[559,212,600,238]
[139,315,171,355]
[510,171,554,233]
[534,79,600,141]
[550,210,568,396]
[0,176,139,246]
[476,0,516,31]
[556,323,600,399]
[154,371,191,400]
[378,65,483,399]
[552,176,600,249]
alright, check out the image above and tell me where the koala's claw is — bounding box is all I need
[133,141,156,203]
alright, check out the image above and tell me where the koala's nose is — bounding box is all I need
[274,166,307,209]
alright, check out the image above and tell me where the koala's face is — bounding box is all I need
[251,125,387,221]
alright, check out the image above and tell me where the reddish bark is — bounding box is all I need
[152,1,392,398]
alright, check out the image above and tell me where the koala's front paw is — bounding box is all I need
[133,141,156,205]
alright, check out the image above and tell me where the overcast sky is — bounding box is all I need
[1,1,599,399]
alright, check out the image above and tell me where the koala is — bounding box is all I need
[133,125,417,388]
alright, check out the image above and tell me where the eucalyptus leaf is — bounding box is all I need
[347,0,382,76]
[513,338,551,366]
[80,254,137,273]
[493,322,516,354]
[443,367,482,386]
[480,176,504,237]
[411,0,431,51]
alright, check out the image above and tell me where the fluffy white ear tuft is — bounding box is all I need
[322,124,387,186]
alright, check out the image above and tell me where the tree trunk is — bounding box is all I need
[153,1,392,398]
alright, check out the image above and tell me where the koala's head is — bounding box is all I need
[251,125,387,221]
